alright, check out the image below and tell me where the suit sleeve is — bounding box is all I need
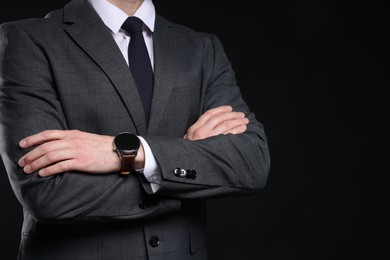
[143,34,271,199]
[0,22,180,224]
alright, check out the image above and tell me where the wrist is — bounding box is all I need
[134,142,145,170]
[104,136,122,172]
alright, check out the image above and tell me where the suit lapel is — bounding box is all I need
[62,0,147,135]
[147,16,179,135]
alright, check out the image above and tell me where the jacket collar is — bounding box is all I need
[63,0,147,134]
[62,0,181,136]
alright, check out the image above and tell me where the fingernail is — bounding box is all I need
[19,140,27,148]
[18,157,25,167]
[23,165,31,174]
[38,169,45,177]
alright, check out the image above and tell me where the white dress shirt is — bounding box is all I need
[88,0,161,192]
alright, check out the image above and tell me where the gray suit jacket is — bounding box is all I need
[0,0,270,259]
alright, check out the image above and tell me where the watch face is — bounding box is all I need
[115,132,140,151]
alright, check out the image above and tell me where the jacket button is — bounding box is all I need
[149,236,160,247]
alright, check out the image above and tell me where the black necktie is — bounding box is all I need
[121,17,154,123]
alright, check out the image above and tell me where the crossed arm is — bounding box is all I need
[0,22,269,222]
[18,105,249,178]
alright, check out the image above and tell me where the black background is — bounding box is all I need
[0,0,388,259]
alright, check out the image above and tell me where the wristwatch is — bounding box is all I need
[113,132,140,175]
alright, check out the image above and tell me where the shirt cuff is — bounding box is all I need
[137,136,161,193]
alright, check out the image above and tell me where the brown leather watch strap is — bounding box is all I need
[120,154,136,175]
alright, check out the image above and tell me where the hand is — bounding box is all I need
[17,130,135,177]
[184,105,249,141]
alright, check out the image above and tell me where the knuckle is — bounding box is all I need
[29,161,41,171]
[222,121,231,128]
[208,117,219,125]
[47,151,58,161]
[191,130,200,139]
[68,129,79,137]
[23,155,31,163]
[236,125,247,133]
[186,126,195,134]
[38,143,50,153]
[203,110,212,118]
[58,161,69,171]
[193,128,206,139]
[42,130,53,138]
[216,121,230,132]
[70,129,80,134]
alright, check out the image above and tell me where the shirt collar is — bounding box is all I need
[88,0,155,33]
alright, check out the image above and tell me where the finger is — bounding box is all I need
[222,123,248,135]
[187,111,246,140]
[192,117,248,140]
[213,117,249,135]
[201,111,246,132]
[186,107,238,140]
[38,159,76,177]
[23,148,75,174]
[19,140,71,167]
[19,130,68,148]
[189,106,232,130]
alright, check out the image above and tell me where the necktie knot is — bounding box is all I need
[122,16,144,35]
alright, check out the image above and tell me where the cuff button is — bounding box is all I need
[173,168,181,176]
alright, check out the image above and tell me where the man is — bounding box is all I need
[0,0,270,259]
